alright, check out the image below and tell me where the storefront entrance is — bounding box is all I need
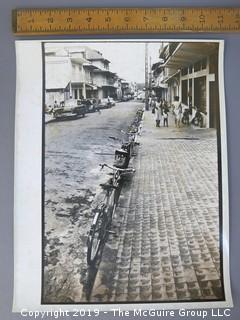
[194,76,206,113]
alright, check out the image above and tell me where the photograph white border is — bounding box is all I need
[13,39,232,312]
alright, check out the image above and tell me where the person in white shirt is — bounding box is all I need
[172,96,182,128]
[155,98,162,127]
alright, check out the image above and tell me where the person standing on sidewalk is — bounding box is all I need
[53,100,59,109]
[155,98,162,127]
[163,106,169,127]
[151,97,156,114]
[172,96,182,128]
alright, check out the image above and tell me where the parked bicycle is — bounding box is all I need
[191,108,205,128]
[87,108,144,266]
[109,108,143,165]
[87,163,135,266]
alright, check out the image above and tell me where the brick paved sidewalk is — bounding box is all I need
[90,110,223,302]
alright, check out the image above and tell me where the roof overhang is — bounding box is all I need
[163,70,180,83]
[46,80,70,91]
[93,69,116,75]
[153,83,168,89]
[70,57,87,64]
[88,58,110,63]
[71,82,84,87]
[163,42,218,69]
[83,63,99,69]
[86,84,98,90]
[101,84,117,88]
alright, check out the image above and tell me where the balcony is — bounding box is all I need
[102,80,117,88]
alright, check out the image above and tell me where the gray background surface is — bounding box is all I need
[0,0,239,319]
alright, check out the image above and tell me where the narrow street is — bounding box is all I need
[43,101,143,302]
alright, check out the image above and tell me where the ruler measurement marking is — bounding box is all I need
[13,7,240,34]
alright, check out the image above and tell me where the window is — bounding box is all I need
[194,58,207,72]
[194,76,206,112]
[181,67,188,76]
[194,61,201,72]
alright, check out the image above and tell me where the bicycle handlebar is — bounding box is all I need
[109,136,121,142]
[99,163,135,173]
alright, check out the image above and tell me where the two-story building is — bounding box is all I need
[85,49,118,99]
[45,47,88,106]
[45,46,118,106]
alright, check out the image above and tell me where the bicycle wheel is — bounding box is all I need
[106,189,117,224]
[87,207,107,266]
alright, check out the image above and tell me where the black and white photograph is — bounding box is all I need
[13,40,232,310]
[42,40,226,304]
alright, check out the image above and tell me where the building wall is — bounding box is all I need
[71,63,85,83]
[45,57,71,91]
[97,88,104,100]
[93,73,106,87]
[84,69,92,84]
[46,91,65,107]
[166,56,219,128]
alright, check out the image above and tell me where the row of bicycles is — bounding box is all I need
[86,108,144,266]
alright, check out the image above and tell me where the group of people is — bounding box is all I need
[149,96,195,129]
[149,97,170,128]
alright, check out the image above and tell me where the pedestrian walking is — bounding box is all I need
[155,98,162,127]
[163,107,169,127]
[53,100,59,109]
[182,107,190,125]
[151,97,156,114]
[172,96,182,128]
[148,96,152,109]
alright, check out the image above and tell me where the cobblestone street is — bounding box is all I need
[91,110,223,302]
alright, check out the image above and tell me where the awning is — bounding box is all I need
[93,69,116,76]
[70,56,88,64]
[152,83,168,89]
[101,84,117,88]
[83,63,99,69]
[86,84,98,90]
[163,70,180,83]
[163,42,218,69]
[158,83,168,88]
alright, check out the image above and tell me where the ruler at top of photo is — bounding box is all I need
[13,7,240,35]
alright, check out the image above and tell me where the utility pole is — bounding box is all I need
[149,55,152,97]
[145,42,149,111]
